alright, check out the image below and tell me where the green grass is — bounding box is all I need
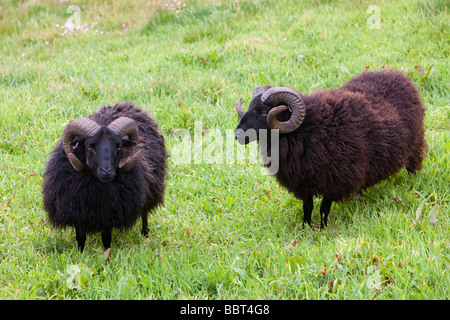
[0,0,449,299]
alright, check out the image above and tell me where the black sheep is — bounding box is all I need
[235,71,427,228]
[42,102,167,251]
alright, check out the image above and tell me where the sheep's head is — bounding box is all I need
[62,117,142,182]
[235,85,306,144]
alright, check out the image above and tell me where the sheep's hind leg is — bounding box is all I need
[75,228,86,252]
[302,196,314,227]
[320,197,332,229]
[101,230,112,249]
[141,212,149,237]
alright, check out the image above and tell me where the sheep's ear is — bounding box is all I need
[69,137,83,149]
[122,139,137,148]
[69,140,78,147]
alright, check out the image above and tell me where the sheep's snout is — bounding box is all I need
[235,128,257,145]
[97,166,115,182]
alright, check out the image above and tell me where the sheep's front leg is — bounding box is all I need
[302,196,314,227]
[320,197,332,229]
[101,230,112,249]
[76,228,86,252]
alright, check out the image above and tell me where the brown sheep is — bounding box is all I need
[235,71,427,228]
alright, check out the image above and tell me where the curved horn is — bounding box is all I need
[107,117,141,172]
[108,117,139,141]
[119,149,143,172]
[253,85,272,97]
[235,98,245,119]
[236,85,273,119]
[262,87,306,134]
[62,118,101,171]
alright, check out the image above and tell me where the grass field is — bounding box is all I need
[0,0,449,300]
